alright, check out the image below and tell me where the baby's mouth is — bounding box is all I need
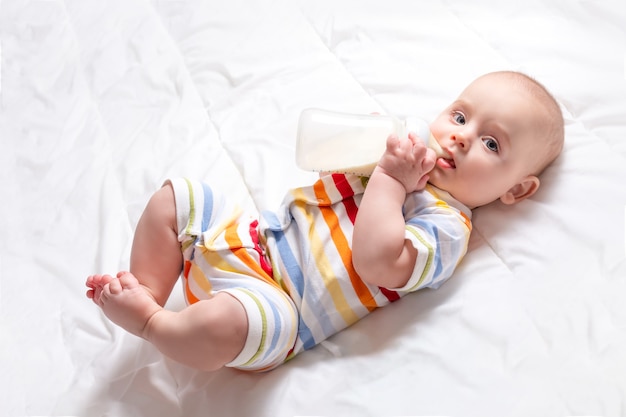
[436,157,456,169]
[435,145,455,169]
[428,136,454,168]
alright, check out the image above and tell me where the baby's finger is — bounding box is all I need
[416,174,430,190]
[385,133,401,148]
[409,131,429,150]
[422,148,437,172]
[407,131,428,146]
[407,131,419,143]
[409,139,428,161]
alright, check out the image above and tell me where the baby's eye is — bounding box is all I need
[452,112,466,125]
[483,137,499,152]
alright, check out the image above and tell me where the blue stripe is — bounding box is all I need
[263,292,287,362]
[200,182,213,232]
[262,211,316,350]
[261,211,305,298]
[407,217,442,286]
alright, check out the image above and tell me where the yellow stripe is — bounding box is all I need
[405,226,434,291]
[200,221,281,290]
[238,288,268,366]
[203,206,243,249]
[181,239,194,252]
[313,182,376,312]
[426,184,472,231]
[190,262,213,294]
[293,190,360,326]
[184,178,196,236]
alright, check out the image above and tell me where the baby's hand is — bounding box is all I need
[375,132,436,193]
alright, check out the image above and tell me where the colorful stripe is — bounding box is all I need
[173,174,471,368]
[264,174,471,354]
[184,179,196,235]
[333,174,359,224]
[262,211,317,350]
[334,174,398,302]
[238,288,268,366]
[313,181,376,313]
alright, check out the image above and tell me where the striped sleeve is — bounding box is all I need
[388,190,472,293]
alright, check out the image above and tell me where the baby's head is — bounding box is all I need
[427,71,564,209]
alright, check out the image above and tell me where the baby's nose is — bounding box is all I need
[451,133,467,148]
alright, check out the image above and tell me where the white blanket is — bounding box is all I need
[2,0,625,416]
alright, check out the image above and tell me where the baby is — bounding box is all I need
[86,71,564,372]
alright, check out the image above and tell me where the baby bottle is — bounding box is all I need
[296,108,442,176]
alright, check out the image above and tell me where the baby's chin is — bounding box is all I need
[427,176,478,209]
[425,168,447,191]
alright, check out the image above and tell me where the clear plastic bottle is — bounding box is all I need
[296,108,442,176]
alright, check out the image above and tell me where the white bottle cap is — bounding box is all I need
[404,116,444,157]
[404,116,431,144]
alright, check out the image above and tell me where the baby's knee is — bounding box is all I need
[155,182,176,209]
[189,294,249,369]
[146,183,178,230]
[204,293,249,339]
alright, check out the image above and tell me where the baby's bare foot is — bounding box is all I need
[86,271,162,338]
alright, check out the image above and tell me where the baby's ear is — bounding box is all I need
[500,175,540,205]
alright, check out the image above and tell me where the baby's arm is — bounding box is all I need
[352,132,435,289]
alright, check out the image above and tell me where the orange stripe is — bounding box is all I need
[292,193,360,325]
[183,261,200,304]
[224,223,282,290]
[426,184,472,231]
[313,182,377,311]
[460,211,472,231]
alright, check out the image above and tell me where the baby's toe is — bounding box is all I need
[117,272,139,289]
[106,278,123,295]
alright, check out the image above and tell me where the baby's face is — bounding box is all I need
[427,75,547,208]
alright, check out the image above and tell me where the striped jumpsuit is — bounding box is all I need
[167,173,471,371]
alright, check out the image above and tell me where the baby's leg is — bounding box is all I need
[86,271,163,337]
[128,183,183,306]
[144,291,248,371]
[86,183,248,370]
[86,184,182,335]
[87,271,248,371]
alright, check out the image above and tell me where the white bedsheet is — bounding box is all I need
[2,0,626,416]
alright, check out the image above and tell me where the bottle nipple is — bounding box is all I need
[404,117,444,157]
[427,134,444,157]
